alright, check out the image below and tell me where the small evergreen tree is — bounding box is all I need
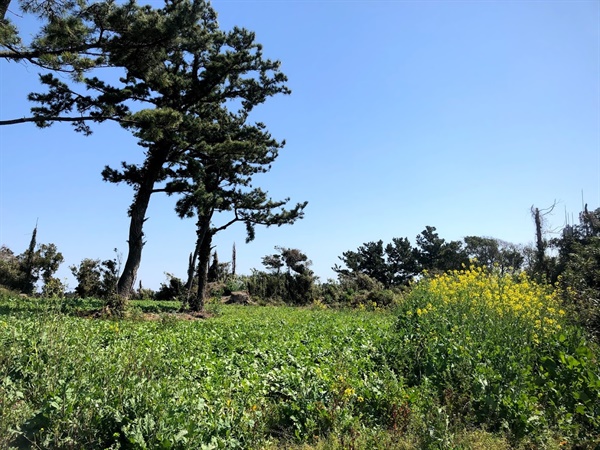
[207,252,219,283]
[414,226,468,274]
[70,258,103,298]
[249,247,314,305]
[70,255,118,299]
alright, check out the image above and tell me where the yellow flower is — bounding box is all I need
[343,388,355,397]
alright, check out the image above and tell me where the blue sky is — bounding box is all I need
[1,0,598,290]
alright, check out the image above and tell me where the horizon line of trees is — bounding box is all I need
[2,204,598,295]
[1,204,600,335]
[332,226,525,289]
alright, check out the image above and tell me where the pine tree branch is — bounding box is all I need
[0,45,96,60]
[0,115,137,125]
[212,213,240,234]
[151,187,181,194]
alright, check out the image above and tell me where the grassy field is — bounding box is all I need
[0,269,599,449]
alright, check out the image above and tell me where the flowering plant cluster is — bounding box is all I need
[423,266,565,335]
[391,266,599,444]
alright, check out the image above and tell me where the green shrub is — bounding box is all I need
[224,276,247,295]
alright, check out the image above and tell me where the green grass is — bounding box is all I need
[0,288,598,449]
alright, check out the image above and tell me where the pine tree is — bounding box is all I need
[171,110,306,311]
[207,251,219,283]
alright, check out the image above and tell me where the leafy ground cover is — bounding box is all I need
[0,273,599,449]
[0,298,402,449]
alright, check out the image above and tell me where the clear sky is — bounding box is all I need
[1,0,598,290]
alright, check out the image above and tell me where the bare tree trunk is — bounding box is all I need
[533,207,545,273]
[189,221,212,312]
[182,249,198,309]
[231,242,236,277]
[116,150,168,299]
[531,203,556,282]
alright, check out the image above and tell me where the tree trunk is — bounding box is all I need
[182,249,198,309]
[117,149,168,299]
[231,242,236,276]
[197,232,212,308]
[116,192,149,298]
[0,0,11,21]
[189,221,212,312]
[185,218,206,306]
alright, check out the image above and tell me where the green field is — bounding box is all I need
[1,272,599,449]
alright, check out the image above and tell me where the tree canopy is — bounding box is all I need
[335,227,498,288]
[550,205,600,335]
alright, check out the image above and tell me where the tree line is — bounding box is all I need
[2,206,599,336]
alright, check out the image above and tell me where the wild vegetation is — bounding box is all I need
[1,210,599,448]
[2,1,600,448]
[0,268,598,449]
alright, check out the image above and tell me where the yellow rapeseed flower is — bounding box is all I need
[343,388,355,397]
[422,267,563,334]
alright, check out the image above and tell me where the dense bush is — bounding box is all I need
[155,273,186,301]
[0,240,63,296]
[551,206,600,337]
[245,270,315,305]
[70,257,119,299]
[318,273,400,309]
